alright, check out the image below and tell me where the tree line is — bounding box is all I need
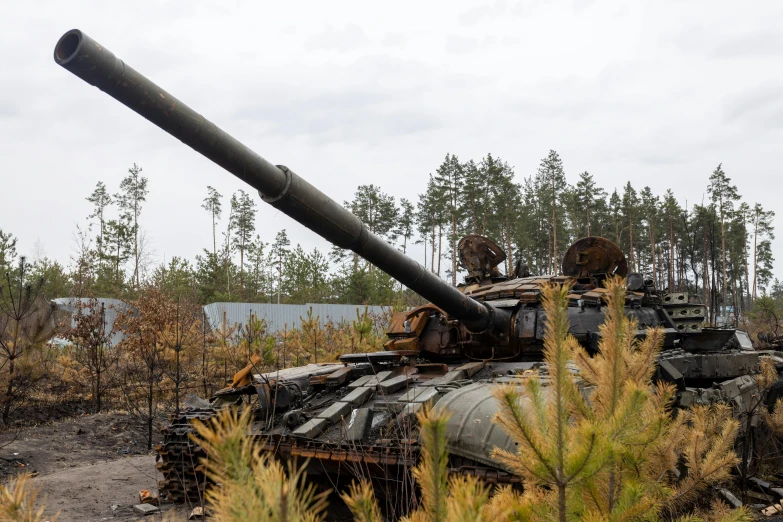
[0,151,776,324]
[416,151,777,325]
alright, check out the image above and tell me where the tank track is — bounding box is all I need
[155,408,215,504]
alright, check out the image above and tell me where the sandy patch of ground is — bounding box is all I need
[36,455,189,521]
[0,412,194,521]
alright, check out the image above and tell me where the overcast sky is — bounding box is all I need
[2,0,781,281]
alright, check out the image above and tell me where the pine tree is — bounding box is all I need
[736,202,752,302]
[751,203,775,298]
[202,186,223,257]
[492,283,606,522]
[433,154,463,284]
[661,190,682,291]
[283,245,330,303]
[537,151,567,274]
[0,261,58,423]
[270,230,290,304]
[299,307,324,364]
[115,163,148,289]
[621,182,639,271]
[194,249,235,303]
[152,256,196,300]
[101,217,133,295]
[571,277,670,517]
[246,235,268,301]
[461,158,491,236]
[517,174,549,274]
[30,257,71,299]
[492,279,746,521]
[230,190,257,289]
[347,184,399,276]
[65,299,118,413]
[708,164,740,323]
[485,155,520,275]
[0,230,17,277]
[417,176,445,275]
[574,172,606,237]
[86,181,112,266]
[191,408,329,521]
[691,204,719,323]
[348,185,399,242]
[396,198,416,255]
[609,189,622,245]
[640,186,660,284]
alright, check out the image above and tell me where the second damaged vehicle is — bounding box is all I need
[52,29,783,505]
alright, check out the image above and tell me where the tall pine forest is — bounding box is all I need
[0,151,776,326]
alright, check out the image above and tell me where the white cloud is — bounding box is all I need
[0,0,781,282]
[445,34,479,55]
[305,24,369,52]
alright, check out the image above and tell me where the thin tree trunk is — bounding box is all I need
[451,213,457,285]
[96,366,101,413]
[99,210,105,269]
[720,200,727,324]
[711,224,718,325]
[115,240,120,294]
[628,216,634,272]
[437,224,442,278]
[547,228,551,274]
[278,257,283,304]
[586,203,591,237]
[679,243,686,292]
[471,198,479,234]
[240,239,245,289]
[742,219,750,301]
[430,217,436,274]
[3,358,15,423]
[649,216,656,283]
[134,223,139,288]
[505,218,513,276]
[669,220,675,290]
[703,229,710,323]
[558,485,567,522]
[552,181,558,274]
[146,330,154,451]
[175,345,180,417]
[732,276,739,325]
[423,235,427,270]
[202,311,209,398]
[753,219,759,299]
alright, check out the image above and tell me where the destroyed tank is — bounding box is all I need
[54,29,783,505]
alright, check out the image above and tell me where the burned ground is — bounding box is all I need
[0,412,189,521]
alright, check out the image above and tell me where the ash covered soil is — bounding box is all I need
[0,412,189,521]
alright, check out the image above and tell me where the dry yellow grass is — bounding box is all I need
[0,473,57,522]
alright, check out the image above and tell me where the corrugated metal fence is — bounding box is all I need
[202,302,388,334]
[52,299,390,345]
[51,297,132,347]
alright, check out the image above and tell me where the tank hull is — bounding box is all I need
[157,336,770,504]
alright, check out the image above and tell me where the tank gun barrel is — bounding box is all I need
[54,29,506,333]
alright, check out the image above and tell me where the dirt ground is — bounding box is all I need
[0,412,191,521]
[0,410,353,521]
